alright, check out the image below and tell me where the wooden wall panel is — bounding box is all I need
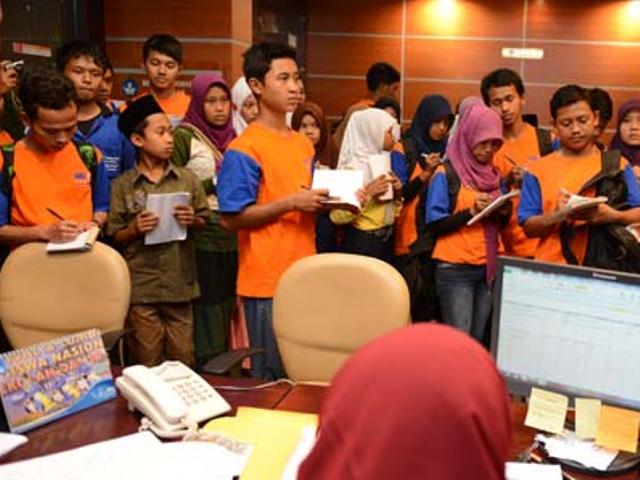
[307,36,402,76]
[527,0,640,43]
[405,0,524,37]
[308,0,403,34]
[305,0,640,131]
[405,39,520,79]
[305,78,367,118]
[105,0,231,38]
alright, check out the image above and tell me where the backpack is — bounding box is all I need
[1,140,99,203]
[560,150,640,273]
[535,128,554,157]
[399,160,461,321]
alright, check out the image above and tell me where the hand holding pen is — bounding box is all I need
[44,208,81,243]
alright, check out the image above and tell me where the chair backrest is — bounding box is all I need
[0,242,131,348]
[273,253,411,382]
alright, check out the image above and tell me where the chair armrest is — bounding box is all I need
[199,347,265,376]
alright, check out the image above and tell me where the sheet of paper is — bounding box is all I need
[467,190,520,226]
[368,154,393,201]
[505,462,562,480]
[311,169,363,210]
[524,388,568,435]
[46,226,99,253]
[280,426,317,480]
[575,398,602,440]
[595,405,640,453]
[144,192,190,245]
[0,432,27,458]
[536,431,617,470]
[0,431,251,480]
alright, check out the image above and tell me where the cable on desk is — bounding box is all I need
[214,378,296,391]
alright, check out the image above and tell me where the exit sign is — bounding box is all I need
[501,47,544,60]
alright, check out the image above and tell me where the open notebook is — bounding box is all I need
[45,226,100,253]
[311,169,364,213]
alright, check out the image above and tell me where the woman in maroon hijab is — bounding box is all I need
[298,323,511,480]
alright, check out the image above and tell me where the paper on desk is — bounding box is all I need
[536,431,617,470]
[524,388,568,435]
[280,426,317,480]
[0,431,250,480]
[575,398,601,439]
[595,404,640,453]
[505,462,562,480]
[144,192,189,245]
[0,432,27,458]
[204,406,318,480]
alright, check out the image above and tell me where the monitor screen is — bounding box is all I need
[491,257,640,410]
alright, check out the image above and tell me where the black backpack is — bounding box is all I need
[398,160,461,321]
[560,150,640,273]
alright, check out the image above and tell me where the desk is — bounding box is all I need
[0,374,291,464]
[3,379,639,480]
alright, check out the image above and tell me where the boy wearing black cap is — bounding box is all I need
[107,95,211,367]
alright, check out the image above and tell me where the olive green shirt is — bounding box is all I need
[107,163,212,304]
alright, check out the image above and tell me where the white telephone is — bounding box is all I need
[115,361,231,437]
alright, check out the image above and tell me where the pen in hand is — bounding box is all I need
[46,208,66,221]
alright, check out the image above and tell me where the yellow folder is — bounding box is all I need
[203,407,318,479]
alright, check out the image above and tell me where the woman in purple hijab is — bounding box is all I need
[610,99,640,176]
[171,72,238,366]
[425,100,509,343]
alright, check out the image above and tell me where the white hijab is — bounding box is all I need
[231,76,254,135]
[338,108,400,181]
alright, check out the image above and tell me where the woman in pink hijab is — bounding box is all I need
[298,324,511,479]
[425,101,508,343]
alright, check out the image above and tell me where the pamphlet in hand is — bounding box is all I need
[551,193,608,223]
[46,226,101,253]
[145,192,190,245]
[311,169,364,213]
[368,154,393,202]
[467,190,520,226]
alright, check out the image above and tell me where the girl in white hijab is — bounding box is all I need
[332,108,403,263]
[231,76,258,135]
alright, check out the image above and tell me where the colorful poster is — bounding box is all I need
[0,329,116,433]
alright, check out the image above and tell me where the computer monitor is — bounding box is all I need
[491,256,640,410]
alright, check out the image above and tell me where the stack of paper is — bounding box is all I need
[505,462,562,480]
[145,192,190,245]
[536,431,617,470]
[311,169,364,212]
[0,431,251,480]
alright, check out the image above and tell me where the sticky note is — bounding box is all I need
[524,388,568,434]
[595,405,640,453]
[575,398,602,439]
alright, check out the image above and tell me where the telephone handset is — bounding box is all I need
[115,361,231,436]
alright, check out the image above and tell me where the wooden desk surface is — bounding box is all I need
[0,374,291,464]
[3,378,639,479]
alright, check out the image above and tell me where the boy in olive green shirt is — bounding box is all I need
[108,95,211,366]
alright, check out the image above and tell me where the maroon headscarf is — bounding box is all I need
[610,98,640,167]
[298,324,511,480]
[182,72,236,153]
[446,101,503,282]
[292,102,338,169]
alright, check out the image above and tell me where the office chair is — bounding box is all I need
[273,253,411,383]
[0,242,131,352]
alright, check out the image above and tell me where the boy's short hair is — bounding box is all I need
[18,66,76,120]
[55,40,107,73]
[373,96,401,120]
[589,87,613,126]
[243,41,297,85]
[550,84,591,120]
[143,34,183,64]
[480,68,525,104]
[366,62,400,92]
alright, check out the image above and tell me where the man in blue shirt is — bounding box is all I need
[57,41,135,183]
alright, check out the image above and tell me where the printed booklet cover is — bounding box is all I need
[0,329,116,433]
